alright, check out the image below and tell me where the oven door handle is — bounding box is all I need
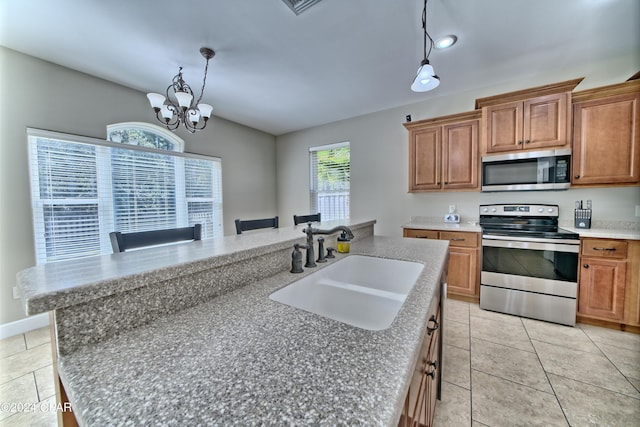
[482,238,579,253]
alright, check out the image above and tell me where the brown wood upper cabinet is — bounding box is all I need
[404,110,480,192]
[476,78,582,155]
[571,80,640,186]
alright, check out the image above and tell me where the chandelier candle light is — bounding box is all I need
[147,47,215,133]
[411,0,439,92]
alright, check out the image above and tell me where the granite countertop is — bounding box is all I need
[57,236,449,426]
[559,226,640,241]
[403,217,640,240]
[402,216,481,233]
[17,219,376,315]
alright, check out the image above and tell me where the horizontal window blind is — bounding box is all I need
[310,142,350,221]
[111,148,177,232]
[28,128,223,264]
[185,158,223,239]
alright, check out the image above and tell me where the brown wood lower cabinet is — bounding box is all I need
[577,238,640,332]
[404,228,480,302]
[399,281,442,427]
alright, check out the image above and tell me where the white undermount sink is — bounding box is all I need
[269,255,424,331]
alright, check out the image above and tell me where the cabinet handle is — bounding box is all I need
[425,361,438,378]
[525,140,530,144]
[450,238,465,241]
[593,247,616,251]
[517,140,523,145]
[583,264,589,269]
[444,181,448,185]
[427,315,439,335]
[575,175,580,179]
[416,236,431,239]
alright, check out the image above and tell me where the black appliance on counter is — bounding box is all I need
[479,204,580,326]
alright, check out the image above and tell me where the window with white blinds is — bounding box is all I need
[27,128,223,264]
[309,142,350,221]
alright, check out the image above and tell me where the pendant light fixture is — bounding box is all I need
[411,0,440,92]
[147,47,215,133]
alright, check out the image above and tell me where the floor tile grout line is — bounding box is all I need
[468,335,536,354]
[588,339,640,395]
[577,323,640,352]
[32,370,41,402]
[546,370,640,401]
[522,318,572,427]
[528,334,640,393]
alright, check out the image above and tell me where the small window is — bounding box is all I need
[309,142,350,221]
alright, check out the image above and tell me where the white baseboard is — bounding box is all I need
[0,313,50,340]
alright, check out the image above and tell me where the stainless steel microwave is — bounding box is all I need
[481,148,571,192]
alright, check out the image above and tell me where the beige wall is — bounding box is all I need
[0,47,277,324]
[276,53,640,236]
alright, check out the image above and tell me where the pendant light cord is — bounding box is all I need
[422,0,434,61]
[194,57,210,106]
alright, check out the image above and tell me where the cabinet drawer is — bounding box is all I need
[439,231,479,248]
[404,229,439,239]
[581,239,628,259]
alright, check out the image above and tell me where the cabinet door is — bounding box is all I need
[578,257,627,321]
[572,92,640,185]
[422,317,440,427]
[400,301,441,427]
[484,101,523,153]
[410,127,441,191]
[442,119,479,189]
[523,93,569,150]
[446,247,479,297]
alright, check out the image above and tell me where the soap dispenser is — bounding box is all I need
[337,232,351,253]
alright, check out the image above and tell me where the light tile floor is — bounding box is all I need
[1,303,639,426]
[0,327,56,426]
[434,300,640,427]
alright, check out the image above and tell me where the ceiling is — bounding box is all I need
[1,0,639,136]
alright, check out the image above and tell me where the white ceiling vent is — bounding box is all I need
[281,0,323,15]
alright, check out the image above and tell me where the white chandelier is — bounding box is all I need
[147,47,215,133]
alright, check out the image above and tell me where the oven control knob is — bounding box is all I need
[548,208,554,213]
[482,208,489,213]
[491,208,497,212]
[538,208,544,213]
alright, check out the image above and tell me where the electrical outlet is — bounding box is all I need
[636,205,640,217]
[12,286,20,300]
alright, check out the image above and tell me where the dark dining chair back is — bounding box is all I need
[110,224,202,253]
[234,216,279,234]
[293,213,321,225]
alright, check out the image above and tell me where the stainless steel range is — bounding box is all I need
[479,204,580,326]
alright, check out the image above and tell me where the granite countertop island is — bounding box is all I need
[17,219,449,426]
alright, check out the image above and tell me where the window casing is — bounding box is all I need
[27,127,223,264]
[310,142,350,221]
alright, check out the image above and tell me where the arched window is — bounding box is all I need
[107,122,185,152]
